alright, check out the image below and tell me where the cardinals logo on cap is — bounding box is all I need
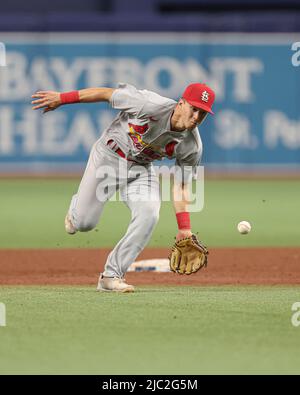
[201,91,209,102]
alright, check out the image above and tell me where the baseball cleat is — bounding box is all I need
[64,213,77,235]
[96,274,134,293]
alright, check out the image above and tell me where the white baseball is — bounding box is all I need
[237,221,251,235]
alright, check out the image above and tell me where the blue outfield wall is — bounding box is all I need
[0,32,299,173]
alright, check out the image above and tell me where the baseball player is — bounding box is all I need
[31,82,215,292]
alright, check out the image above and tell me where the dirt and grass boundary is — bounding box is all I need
[1,247,299,286]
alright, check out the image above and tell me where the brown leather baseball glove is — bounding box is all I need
[169,234,208,275]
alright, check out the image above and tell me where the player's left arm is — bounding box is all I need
[172,181,193,241]
[173,140,201,241]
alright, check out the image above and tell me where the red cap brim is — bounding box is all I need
[185,99,214,115]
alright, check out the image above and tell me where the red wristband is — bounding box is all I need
[176,212,191,230]
[60,91,80,104]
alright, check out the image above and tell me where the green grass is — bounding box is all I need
[0,179,299,248]
[0,286,300,374]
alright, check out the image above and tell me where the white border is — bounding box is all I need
[0,32,299,45]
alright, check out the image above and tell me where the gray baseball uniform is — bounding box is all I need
[68,83,203,278]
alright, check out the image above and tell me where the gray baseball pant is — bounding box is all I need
[68,140,161,278]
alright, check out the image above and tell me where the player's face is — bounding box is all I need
[181,100,208,130]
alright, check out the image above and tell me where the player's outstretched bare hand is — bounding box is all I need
[31,91,61,113]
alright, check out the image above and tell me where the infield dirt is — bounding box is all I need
[0,247,299,285]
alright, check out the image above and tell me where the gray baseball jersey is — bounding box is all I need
[100,83,203,169]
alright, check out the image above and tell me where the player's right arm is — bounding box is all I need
[31,88,115,113]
